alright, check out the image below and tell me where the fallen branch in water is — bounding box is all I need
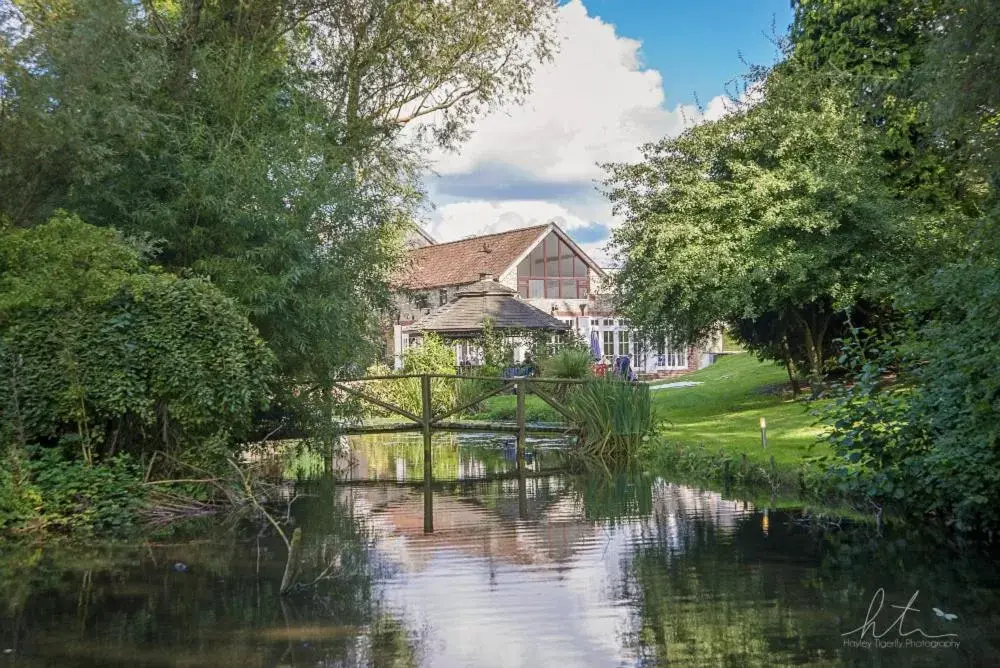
[144,489,227,526]
[141,452,334,595]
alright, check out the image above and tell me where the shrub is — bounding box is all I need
[541,346,594,380]
[0,214,274,471]
[355,335,458,418]
[0,447,146,534]
[820,256,1000,533]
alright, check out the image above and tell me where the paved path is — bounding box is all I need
[648,380,703,392]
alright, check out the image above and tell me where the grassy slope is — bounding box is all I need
[470,354,828,466]
[466,393,555,423]
[653,354,828,465]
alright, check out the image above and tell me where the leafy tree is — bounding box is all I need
[0,0,556,425]
[604,78,909,382]
[794,0,1000,531]
[789,0,966,210]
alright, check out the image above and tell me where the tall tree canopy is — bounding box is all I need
[606,0,1000,532]
[0,0,556,410]
[604,77,911,380]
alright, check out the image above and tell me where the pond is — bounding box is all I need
[2,433,999,666]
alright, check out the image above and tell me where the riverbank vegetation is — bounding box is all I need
[0,0,557,536]
[605,0,1000,535]
[473,354,824,463]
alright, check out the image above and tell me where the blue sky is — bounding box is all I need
[581,0,792,105]
[423,0,794,262]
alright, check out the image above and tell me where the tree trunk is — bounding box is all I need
[796,309,833,395]
[797,319,822,380]
[781,336,801,397]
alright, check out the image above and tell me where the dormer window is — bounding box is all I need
[439,288,448,306]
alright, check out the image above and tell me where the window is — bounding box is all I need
[545,237,558,276]
[559,240,574,276]
[414,294,430,310]
[618,329,630,356]
[439,289,448,306]
[603,330,614,356]
[603,319,613,327]
[657,338,687,369]
[516,232,591,299]
[591,318,600,326]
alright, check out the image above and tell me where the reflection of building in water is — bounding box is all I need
[341,476,593,572]
[646,479,754,555]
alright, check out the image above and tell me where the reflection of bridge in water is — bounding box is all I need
[326,373,592,533]
[333,432,753,574]
[338,431,573,533]
[349,479,595,570]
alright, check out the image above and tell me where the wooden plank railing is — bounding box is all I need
[331,373,639,523]
[332,373,615,436]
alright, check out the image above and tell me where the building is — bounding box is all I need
[390,222,720,376]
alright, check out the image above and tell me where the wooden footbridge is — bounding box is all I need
[330,372,589,449]
[329,373,596,532]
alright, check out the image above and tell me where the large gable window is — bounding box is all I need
[516,232,590,299]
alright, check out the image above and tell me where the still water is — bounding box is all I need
[2,433,999,667]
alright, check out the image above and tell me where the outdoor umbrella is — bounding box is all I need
[590,330,601,359]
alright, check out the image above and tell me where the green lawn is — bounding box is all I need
[466,393,556,423]
[651,353,828,465]
[469,354,828,466]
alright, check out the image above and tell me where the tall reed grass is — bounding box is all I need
[565,378,655,466]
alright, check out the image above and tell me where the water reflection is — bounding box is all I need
[339,431,568,482]
[1,433,998,667]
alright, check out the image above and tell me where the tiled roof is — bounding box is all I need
[393,225,548,290]
[457,278,517,295]
[406,280,569,334]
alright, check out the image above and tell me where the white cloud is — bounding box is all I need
[417,0,747,267]
[428,199,616,265]
[427,0,732,184]
[429,199,586,239]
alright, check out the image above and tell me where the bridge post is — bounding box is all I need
[516,380,528,519]
[421,374,434,533]
[516,380,526,465]
[421,374,433,479]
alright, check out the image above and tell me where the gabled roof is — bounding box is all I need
[406,279,569,335]
[406,225,436,247]
[395,225,547,290]
[393,223,606,291]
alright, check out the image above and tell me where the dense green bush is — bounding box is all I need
[819,307,1000,532]
[906,256,1000,530]
[541,346,594,380]
[0,215,274,469]
[0,447,146,534]
[815,329,922,504]
[359,335,458,418]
